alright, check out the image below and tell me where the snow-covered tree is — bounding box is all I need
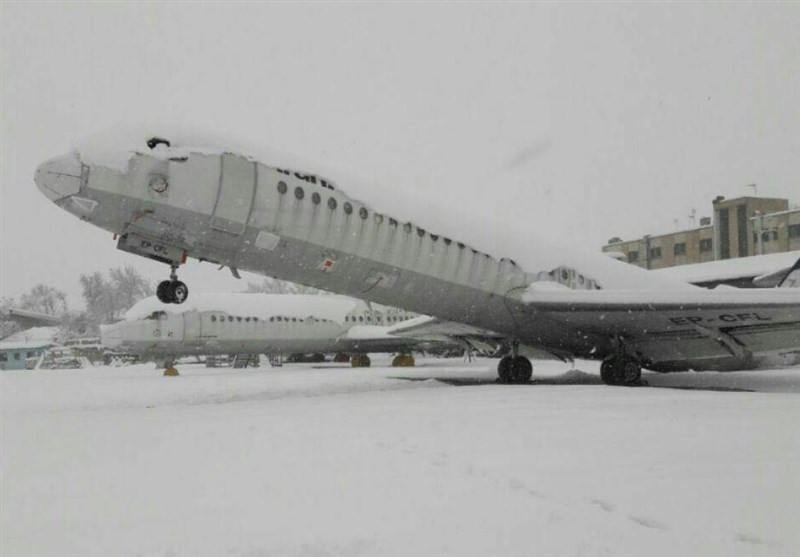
[19,284,68,316]
[80,265,153,325]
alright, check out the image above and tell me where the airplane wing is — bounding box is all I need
[1,308,62,338]
[386,316,571,360]
[757,256,800,288]
[334,324,431,353]
[509,287,800,371]
[651,251,800,288]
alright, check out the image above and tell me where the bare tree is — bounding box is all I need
[81,265,153,325]
[80,271,114,324]
[19,284,68,316]
[109,265,154,313]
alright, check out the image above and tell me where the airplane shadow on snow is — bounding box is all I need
[389,373,766,393]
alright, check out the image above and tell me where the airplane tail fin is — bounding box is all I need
[778,257,800,288]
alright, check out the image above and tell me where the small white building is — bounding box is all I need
[0,327,59,370]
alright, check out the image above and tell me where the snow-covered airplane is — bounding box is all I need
[101,293,425,367]
[649,250,800,289]
[34,129,800,385]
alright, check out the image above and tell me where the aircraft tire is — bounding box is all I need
[156,280,174,304]
[392,354,415,367]
[621,360,642,384]
[170,280,189,304]
[510,356,533,383]
[351,354,371,368]
[497,355,514,383]
[600,357,641,386]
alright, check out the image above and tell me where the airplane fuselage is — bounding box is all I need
[102,294,421,357]
[36,144,800,373]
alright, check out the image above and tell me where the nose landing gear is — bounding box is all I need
[156,265,189,305]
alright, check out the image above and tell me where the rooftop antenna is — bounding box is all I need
[747,183,758,197]
[688,208,696,228]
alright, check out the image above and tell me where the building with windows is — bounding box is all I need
[603,196,799,270]
[0,327,59,370]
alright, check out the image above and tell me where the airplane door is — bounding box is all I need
[183,311,201,343]
[211,154,256,235]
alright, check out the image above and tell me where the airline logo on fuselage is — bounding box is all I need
[276,168,335,190]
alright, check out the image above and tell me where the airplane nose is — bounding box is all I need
[34,153,84,202]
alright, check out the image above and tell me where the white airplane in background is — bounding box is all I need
[34,128,800,385]
[101,293,427,368]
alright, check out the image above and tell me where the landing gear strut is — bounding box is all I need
[497,341,533,384]
[156,265,189,305]
[600,356,642,386]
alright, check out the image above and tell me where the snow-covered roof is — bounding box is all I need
[651,251,800,284]
[124,293,365,325]
[75,126,697,293]
[0,327,59,351]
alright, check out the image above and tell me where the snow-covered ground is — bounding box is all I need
[2,356,798,557]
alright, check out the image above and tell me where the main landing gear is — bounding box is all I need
[351,354,371,368]
[497,341,533,384]
[156,265,189,305]
[600,355,642,386]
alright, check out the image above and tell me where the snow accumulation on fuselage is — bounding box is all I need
[72,126,695,293]
[33,126,800,373]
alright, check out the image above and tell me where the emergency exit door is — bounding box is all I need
[211,154,256,235]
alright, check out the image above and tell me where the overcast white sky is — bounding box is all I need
[2,2,798,309]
